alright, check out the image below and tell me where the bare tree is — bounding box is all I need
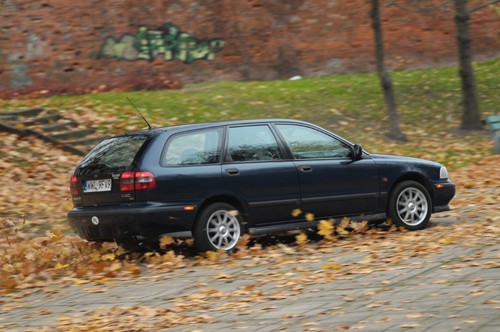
[453,0,499,129]
[396,0,499,130]
[370,0,407,141]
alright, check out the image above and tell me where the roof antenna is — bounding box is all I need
[127,97,152,130]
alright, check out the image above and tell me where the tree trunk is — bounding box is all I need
[453,0,482,130]
[370,0,407,141]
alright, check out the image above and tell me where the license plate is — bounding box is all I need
[83,179,112,193]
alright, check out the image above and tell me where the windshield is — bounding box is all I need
[77,135,149,174]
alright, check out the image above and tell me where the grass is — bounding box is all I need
[1,58,498,169]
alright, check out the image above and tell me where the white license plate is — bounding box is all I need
[83,179,112,193]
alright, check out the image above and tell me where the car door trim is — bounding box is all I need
[302,192,380,204]
[249,198,300,208]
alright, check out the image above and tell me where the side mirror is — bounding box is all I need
[352,144,363,160]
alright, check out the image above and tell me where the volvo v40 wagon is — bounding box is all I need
[68,119,455,251]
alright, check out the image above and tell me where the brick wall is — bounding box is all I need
[0,0,498,96]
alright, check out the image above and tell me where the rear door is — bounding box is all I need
[222,124,301,225]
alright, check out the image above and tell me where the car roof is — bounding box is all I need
[117,118,315,137]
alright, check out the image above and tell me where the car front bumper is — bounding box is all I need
[431,180,455,213]
[67,201,196,242]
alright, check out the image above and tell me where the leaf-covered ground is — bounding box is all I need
[0,129,498,295]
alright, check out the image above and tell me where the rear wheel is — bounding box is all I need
[194,203,242,252]
[387,180,432,230]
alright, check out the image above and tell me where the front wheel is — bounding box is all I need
[387,180,432,230]
[194,203,243,252]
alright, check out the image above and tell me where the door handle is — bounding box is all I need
[225,168,240,176]
[299,166,312,173]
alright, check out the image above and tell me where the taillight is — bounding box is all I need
[120,172,135,191]
[120,171,156,191]
[70,176,79,195]
[134,171,157,190]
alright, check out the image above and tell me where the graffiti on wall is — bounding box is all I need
[101,23,225,63]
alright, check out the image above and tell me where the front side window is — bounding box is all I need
[162,129,221,166]
[227,125,282,162]
[276,124,351,159]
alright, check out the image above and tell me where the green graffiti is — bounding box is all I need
[101,23,225,63]
[102,35,139,60]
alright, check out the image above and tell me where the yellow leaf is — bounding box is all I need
[73,279,90,285]
[206,251,218,261]
[144,252,158,258]
[291,209,302,217]
[54,262,68,269]
[322,263,342,270]
[237,234,250,248]
[338,217,350,228]
[127,265,141,277]
[228,210,239,217]
[84,287,106,293]
[317,220,333,237]
[109,262,122,272]
[90,250,101,261]
[439,237,455,245]
[305,213,314,222]
[35,309,53,315]
[337,227,349,236]
[295,233,308,246]
[352,220,369,233]
[101,253,116,261]
[159,235,174,248]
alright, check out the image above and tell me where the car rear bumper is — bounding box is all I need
[67,201,196,242]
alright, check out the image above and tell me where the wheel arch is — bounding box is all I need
[388,172,434,206]
[193,194,250,231]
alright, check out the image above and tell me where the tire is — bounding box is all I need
[387,180,432,230]
[194,203,243,252]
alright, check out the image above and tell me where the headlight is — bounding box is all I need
[439,166,449,179]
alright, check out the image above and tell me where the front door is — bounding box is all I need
[275,124,380,219]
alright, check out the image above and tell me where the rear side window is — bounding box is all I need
[78,135,148,173]
[227,125,282,162]
[161,128,222,166]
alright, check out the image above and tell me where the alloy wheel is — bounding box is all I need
[206,210,241,250]
[396,187,429,226]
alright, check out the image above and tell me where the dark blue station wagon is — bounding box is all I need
[68,119,455,251]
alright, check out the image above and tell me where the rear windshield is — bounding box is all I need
[77,135,149,174]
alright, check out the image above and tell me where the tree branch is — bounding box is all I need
[469,0,500,13]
